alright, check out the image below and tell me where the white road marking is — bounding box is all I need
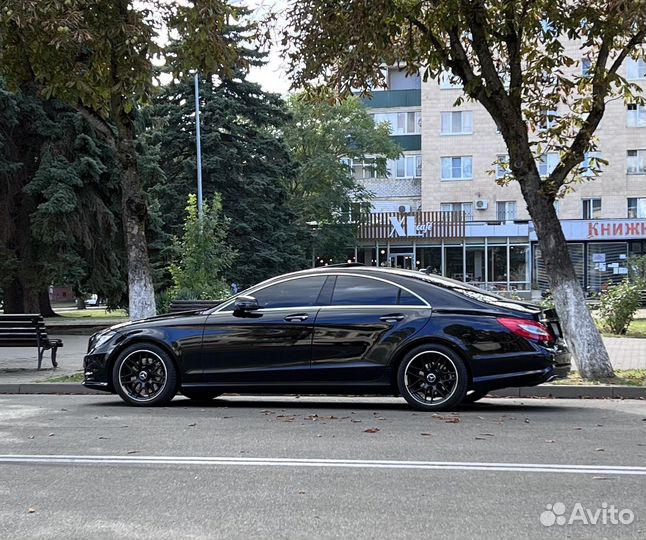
[0,455,645,475]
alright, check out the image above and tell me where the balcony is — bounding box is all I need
[361,89,421,109]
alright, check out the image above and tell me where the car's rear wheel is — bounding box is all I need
[462,389,489,404]
[397,345,467,411]
[112,344,177,406]
[182,389,222,402]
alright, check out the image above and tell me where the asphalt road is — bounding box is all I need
[0,394,644,539]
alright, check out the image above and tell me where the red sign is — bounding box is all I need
[587,221,646,239]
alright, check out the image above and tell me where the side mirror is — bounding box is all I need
[233,295,259,313]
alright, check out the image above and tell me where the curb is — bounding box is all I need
[490,385,646,399]
[0,383,644,399]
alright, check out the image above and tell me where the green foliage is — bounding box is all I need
[598,278,645,335]
[283,92,401,262]
[169,194,236,301]
[151,44,306,287]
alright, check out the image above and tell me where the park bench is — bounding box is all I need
[168,300,223,313]
[0,314,62,369]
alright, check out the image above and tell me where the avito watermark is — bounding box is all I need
[540,502,634,527]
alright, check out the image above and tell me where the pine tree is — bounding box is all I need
[152,67,305,287]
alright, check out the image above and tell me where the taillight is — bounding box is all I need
[497,317,555,347]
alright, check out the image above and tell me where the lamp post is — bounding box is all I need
[306,221,320,268]
[194,73,204,221]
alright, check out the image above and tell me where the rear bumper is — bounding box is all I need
[471,347,571,392]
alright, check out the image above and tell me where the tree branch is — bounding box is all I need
[547,26,646,190]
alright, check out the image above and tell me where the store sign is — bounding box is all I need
[586,221,646,239]
[529,219,646,242]
[358,211,465,240]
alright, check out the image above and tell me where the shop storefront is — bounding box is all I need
[532,219,646,293]
[354,212,532,296]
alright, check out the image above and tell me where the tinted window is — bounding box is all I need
[253,277,327,308]
[331,276,422,306]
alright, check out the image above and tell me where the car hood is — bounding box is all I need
[108,310,206,333]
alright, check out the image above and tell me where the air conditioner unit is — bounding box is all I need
[475,199,489,210]
[398,204,412,213]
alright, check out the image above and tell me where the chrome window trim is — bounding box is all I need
[212,272,430,313]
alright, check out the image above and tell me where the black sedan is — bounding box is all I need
[83,265,571,411]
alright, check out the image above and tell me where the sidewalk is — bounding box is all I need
[0,332,644,386]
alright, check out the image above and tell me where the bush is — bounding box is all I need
[598,278,644,335]
[168,194,236,303]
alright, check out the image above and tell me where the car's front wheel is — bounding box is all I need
[397,344,467,411]
[112,344,177,406]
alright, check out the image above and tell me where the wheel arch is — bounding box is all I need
[389,337,473,391]
[106,336,182,392]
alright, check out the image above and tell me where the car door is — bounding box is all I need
[310,274,431,383]
[200,275,329,384]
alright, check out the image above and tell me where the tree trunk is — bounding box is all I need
[39,290,57,317]
[75,295,87,310]
[518,172,613,378]
[117,126,156,320]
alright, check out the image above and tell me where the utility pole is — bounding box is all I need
[194,73,204,220]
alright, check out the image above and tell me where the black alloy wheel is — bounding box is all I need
[112,344,178,406]
[397,344,467,411]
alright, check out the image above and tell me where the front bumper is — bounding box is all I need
[83,352,113,392]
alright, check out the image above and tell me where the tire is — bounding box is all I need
[112,343,178,406]
[397,344,468,411]
[182,389,222,402]
[462,389,489,404]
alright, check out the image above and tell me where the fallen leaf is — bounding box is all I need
[545,439,555,443]
[298,491,306,495]
[350,419,362,423]
[127,450,138,454]
[592,476,615,480]
[478,433,494,437]
[305,415,319,421]
[27,508,35,514]
[445,417,461,424]
[595,448,605,452]
[475,436,486,440]
[27,435,34,440]
[363,428,380,433]
[420,433,432,437]
[48,433,54,437]
[573,427,583,430]
[524,419,530,423]
[98,436,110,440]
[188,423,196,427]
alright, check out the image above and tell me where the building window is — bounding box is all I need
[387,68,421,90]
[496,154,511,178]
[628,198,646,218]
[496,201,517,221]
[440,202,473,221]
[440,111,473,135]
[439,69,463,89]
[581,151,603,177]
[388,155,422,179]
[538,110,558,131]
[346,158,378,179]
[627,149,646,174]
[537,153,559,177]
[441,156,473,180]
[581,58,592,77]
[627,104,646,128]
[627,57,646,80]
[373,111,421,135]
[582,198,602,219]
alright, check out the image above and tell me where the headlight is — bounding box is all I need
[88,330,116,353]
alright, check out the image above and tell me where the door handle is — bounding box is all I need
[284,314,309,322]
[380,314,405,323]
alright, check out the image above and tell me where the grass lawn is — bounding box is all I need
[552,369,645,387]
[598,318,645,339]
[57,309,127,319]
[42,372,84,383]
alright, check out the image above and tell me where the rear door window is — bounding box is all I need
[331,276,423,306]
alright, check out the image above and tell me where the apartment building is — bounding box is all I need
[355,52,646,296]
